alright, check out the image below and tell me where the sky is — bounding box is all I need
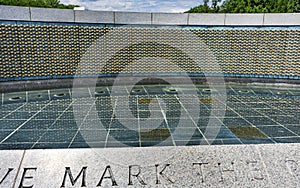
[60,0,204,13]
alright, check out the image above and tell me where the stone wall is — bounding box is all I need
[1,5,300,84]
[2,5,300,25]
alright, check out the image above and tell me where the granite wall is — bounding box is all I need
[1,5,300,90]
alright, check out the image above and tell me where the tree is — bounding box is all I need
[186,0,223,13]
[0,0,79,9]
[187,0,210,13]
[186,0,300,13]
[212,0,222,12]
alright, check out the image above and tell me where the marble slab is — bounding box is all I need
[0,150,24,188]
[6,143,299,187]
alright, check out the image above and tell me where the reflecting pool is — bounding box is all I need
[0,84,300,149]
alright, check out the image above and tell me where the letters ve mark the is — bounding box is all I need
[0,168,14,184]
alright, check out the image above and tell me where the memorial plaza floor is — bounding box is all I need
[1,84,300,150]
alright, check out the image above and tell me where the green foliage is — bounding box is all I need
[186,0,300,13]
[187,0,221,13]
[0,0,79,9]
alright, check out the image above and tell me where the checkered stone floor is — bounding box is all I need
[1,84,300,149]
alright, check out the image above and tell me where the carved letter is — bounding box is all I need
[285,160,299,176]
[61,167,87,187]
[0,168,13,184]
[193,163,208,183]
[128,165,146,185]
[97,166,117,187]
[155,164,174,184]
[18,168,37,188]
[218,162,237,182]
[246,161,264,181]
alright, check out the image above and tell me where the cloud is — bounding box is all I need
[60,0,203,13]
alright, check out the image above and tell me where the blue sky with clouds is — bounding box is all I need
[60,0,204,13]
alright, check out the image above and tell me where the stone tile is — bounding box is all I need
[258,126,297,137]
[30,7,74,22]
[75,10,114,23]
[49,88,71,100]
[272,137,300,143]
[285,125,300,135]
[257,144,300,187]
[27,90,49,103]
[152,13,188,25]
[229,126,267,138]
[70,87,91,98]
[32,142,70,149]
[0,143,33,150]
[0,119,25,130]
[3,91,26,105]
[225,14,264,25]
[5,129,45,142]
[115,12,151,24]
[0,5,30,21]
[240,138,275,144]
[188,13,225,25]
[264,13,300,25]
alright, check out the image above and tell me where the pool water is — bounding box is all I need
[0,84,300,149]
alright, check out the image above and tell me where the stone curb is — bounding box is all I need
[1,5,300,25]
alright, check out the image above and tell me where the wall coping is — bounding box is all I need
[1,5,300,25]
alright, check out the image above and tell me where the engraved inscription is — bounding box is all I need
[218,162,237,182]
[6,157,300,187]
[193,162,208,183]
[61,167,87,187]
[285,160,299,177]
[128,165,146,186]
[246,161,264,181]
[0,168,13,184]
[97,166,118,187]
[155,164,174,184]
[18,168,37,188]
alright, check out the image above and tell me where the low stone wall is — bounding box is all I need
[1,5,300,25]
